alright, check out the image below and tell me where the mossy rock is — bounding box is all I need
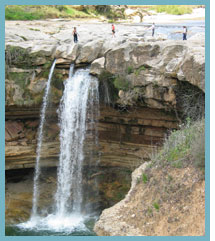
[7,72,31,89]
[113,76,130,91]
[5,46,51,68]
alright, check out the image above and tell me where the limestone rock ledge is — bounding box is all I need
[5,20,205,110]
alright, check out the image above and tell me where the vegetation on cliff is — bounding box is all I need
[5,5,126,21]
[5,5,201,21]
[5,5,92,20]
[150,5,193,15]
[149,118,205,171]
[94,118,205,236]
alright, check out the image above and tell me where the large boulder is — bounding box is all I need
[90,57,105,75]
[103,38,205,111]
[177,48,205,92]
[75,39,104,64]
[104,39,205,92]
[55,43,81,61]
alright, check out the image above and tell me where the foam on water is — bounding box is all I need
[18,213,88,234]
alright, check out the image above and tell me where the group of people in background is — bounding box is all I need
[148,23,188,40]
[72,24,116,43]
[72,23,188,43]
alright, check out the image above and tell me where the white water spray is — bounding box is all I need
[55,67,99,216]
[31,60,56,218]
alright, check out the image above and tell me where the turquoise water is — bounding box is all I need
[5,218,97,236]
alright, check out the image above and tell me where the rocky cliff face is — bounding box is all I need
[5,20,205,225]
[94,162,205,236]
[6,106,178,170]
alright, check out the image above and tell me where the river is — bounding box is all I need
[139,20,205,40]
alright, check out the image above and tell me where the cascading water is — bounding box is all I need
[83,75,100,215]
[31,60,56,218]
[18,65,100,235]
[55,66,95,216]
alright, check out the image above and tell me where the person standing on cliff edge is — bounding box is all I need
[152,23,155,37]
[147,23,155,37]
[73,27,79,43]
[183,26,187,40]
[112,24,116,38]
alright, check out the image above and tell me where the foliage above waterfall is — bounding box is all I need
[5,5,91,20]
[5,5,202,21]
[5,5,126,21]
[150,5,193,15]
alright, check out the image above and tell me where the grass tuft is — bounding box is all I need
[150,119,205,170]
[151,5,193,15]
[142,173,148,183]
[153,202,160,211]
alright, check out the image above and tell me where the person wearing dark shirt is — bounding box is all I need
[73,27,79,43]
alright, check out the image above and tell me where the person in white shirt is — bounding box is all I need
[183,26,187,40]
[152,23,155,37]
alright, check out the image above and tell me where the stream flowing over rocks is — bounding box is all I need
[5,20,205,235]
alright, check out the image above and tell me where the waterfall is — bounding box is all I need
[55,66,100,217]
[31,60,56,218]
[55,66,89,215]
[84,74,100,215]
[19,65,100,233]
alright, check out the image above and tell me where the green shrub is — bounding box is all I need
[5,5,44,20]
[108,19,115,23]
[153,202,160,211]
[29,28,40,31]
[142,173,148,183]
[55,5,67,12]
[134,66,146,76]
[7,72,30,89]
[152,5,193,15]
[190,122,205,169]
[113,76,130,91]
[64,6,90,18]
[5,5,128,21]
[127,66,134,74]
[5,5,92,20]
[152,119,205,169]
[95,5,111,14]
